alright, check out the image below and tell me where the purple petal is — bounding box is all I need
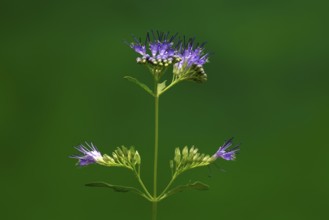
[214,138,240,161]
[78,155,97,166]
[131,44,146,56]
[70,143,102,166]
[221,138,233,151]
[220,151,237,160]
[150,43,159,57]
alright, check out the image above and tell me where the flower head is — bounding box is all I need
[214,138,239,160]
[70,143,103,166]
[129,31,181,67]
[174,37,209,83]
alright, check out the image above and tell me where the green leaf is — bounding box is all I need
[165,181,210,197]
[124,76,154,96]
[86,182,141,193]
[157,80,167,94]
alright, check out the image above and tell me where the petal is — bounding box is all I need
[78,155,96,166]
[131,44,146,56]
[221,138,234,151]
[221,151,236,160]
[150,43,159,57]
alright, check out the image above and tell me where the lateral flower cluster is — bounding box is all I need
[71,144,141,170]
[130,31,209,83]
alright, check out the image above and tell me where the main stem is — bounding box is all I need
[152,80,159,220]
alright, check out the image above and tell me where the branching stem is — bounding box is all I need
[157,174,178,201]
[133,169,153,200]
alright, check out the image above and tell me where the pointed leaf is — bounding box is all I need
[157,80,167,93]
[86,182,141,193]
[124,76,154,96]
[165,181,209,197]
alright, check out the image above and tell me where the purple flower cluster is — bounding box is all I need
[130,31,180,67]
[214,138,240,160]
[130,31,209,82]
[70,143,103,166]
[174,39,209,82]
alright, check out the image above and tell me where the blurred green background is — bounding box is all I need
[1,0,328,219]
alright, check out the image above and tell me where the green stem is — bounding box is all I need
[159,77,185,95]
[134,170,153,200]
[159,81,176,95]
[157,174,177,201]
[152,202,157,220]
[152,80,159,220]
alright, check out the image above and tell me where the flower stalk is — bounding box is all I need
[152,77,160,220]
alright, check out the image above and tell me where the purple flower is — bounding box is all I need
[129,31,180,66]
[174,38,209,83]
[70,143,103,166]
[214,138,239,160]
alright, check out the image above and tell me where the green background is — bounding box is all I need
[1,0,328,219]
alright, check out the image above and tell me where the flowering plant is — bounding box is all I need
[71,31,240,220]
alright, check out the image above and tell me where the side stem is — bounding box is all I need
[134,170,153,200]
[157,174,177,201]
[152,80,159,220]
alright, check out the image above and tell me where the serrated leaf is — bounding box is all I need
[157,80,167,93]
[124,76,154,96]
[165,181,209,197]
[86,182,142,193]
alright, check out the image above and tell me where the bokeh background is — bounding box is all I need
[1,0,328,219]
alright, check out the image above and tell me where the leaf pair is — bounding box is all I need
[86,181,210,202]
